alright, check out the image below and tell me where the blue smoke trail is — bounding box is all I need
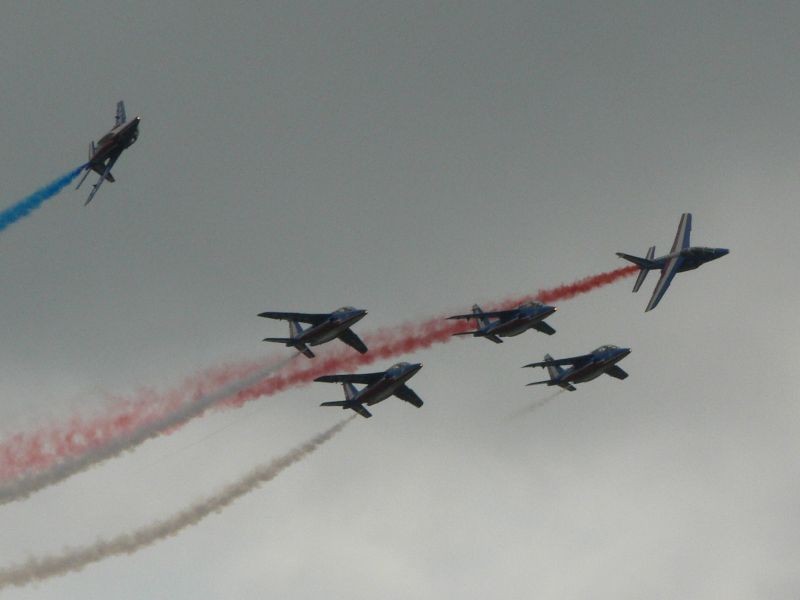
[0,165,87,234]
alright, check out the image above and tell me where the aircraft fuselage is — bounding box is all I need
[297,310,367,347]
[562,347,631,384]
[357,363,423,406]
[651,246,729,273]
[486,306,556,337]
[90,118,140,169]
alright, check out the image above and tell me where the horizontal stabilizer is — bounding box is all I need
[526,380,554,386]
[262,338,314,358]
[262,337,294,344]
[616,252,659,270]
[321,401,371,418]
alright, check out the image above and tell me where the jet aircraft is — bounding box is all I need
[524,345,631,391]
[76,101,141,205]
[259,306,368,358]
[315,362,424,418]
[447,301,557,343]
[617,213,729,311]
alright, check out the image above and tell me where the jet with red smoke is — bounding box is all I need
[316,361,424,418]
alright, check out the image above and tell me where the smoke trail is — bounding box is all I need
[0,166,86,233]
[507,390,566,420]
[0,418,351,590]
[0,357,294,505]
[0,266,636,487]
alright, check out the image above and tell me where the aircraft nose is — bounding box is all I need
[719,248,729,256]
[618,347,632,358]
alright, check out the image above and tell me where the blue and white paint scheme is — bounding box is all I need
[617,213,729,311]
[447,301,557,344]
[259,306,368,358]
[315,362,424,418]
[524,345,631,392]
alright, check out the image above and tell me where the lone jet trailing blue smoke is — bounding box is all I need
[315,362,424,418]
[76,101,140,205]
[259,307,368,358]
[447,301,557,343]
[617,213,728,311]
[524,345,631,391]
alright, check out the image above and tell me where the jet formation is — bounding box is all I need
[76,101,140,205]
[253,213,727,415]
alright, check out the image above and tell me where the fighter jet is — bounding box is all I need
[258,306,368,358]
[447,301,557,343]
[75,101,140,205]
[617,213,729,311]
[524,345,631,391]
[315,362,424,418]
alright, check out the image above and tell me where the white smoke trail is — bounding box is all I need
[0,417,352,590]
[0,357,295,505]
[507,390,566,420]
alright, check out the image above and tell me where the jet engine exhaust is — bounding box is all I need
[0,165,87,234]
[0,358,294,505]
[0,417,352,590]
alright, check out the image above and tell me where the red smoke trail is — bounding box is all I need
[0,265,636,482]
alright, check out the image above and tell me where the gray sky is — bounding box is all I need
[0,1,798,598]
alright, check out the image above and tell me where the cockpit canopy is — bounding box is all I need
[594,345,619,353]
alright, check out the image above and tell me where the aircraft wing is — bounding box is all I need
[393,384,423,407]
[314,372,385,384]
[523,354,592,369]
[669,213,692,253]
[257,311,329,325]
[84,152,121,205]
[606,365,629,380]
[532,321,556,335]
[337,329,368,354]
[115,101,127,126]
[447,309,515,321]
[645,255,683,312]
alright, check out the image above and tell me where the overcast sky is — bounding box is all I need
[0,1,798,598]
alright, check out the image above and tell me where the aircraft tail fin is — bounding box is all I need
[544,353,565,381]
[631,246,656,292]
[471,304,491,329]
[343,382,358,401]
[617,250,659,271]
[289,320,304,338]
